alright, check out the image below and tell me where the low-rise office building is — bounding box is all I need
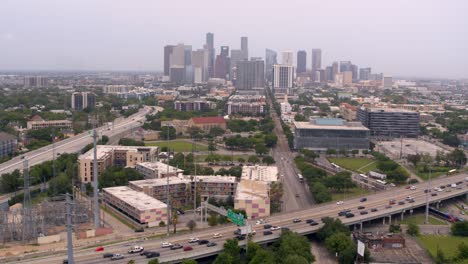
[103,186,167,225]
[294,118,370,151]
[0,132,17,158]
[135,161,184,179]
[357,107,420,138]
[78,145,158,183]
[241,166,278,183]
[27,119,73,130]
[234,179,270,219]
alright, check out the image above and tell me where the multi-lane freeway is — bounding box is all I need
[13,173,467,264]
[0,106,157,176]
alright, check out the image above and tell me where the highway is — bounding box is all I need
[0,106,157,176]
[267,90,314,212]
[13,173,467,264]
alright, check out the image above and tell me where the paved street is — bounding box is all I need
[0,106,158,176]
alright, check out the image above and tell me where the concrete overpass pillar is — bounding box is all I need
[389,215,392,224]
[436,201,440,209]
[360,222,363,232]
[401,211,404,221]
[383,216,386,225]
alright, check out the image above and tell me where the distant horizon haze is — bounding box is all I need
[1,0,467,79]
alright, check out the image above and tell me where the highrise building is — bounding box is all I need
[71,92,95,111]
[382,75,393,89]
[340,61,352,73]
[184,45,193,84]
[296,50,307,74]
[230,49,244,81]
[169,44,188,84]
[311,49,322,80]
[325,66,334,82]
[332,62,339,80]
[273,64,294,94]
[206,33,215,78]
[192,49,209,84]
[236,59,265,90]
[265,49,277,82]
[351,64,358,82]
[215,46,230,79]
[359,68,372,81]
[241,36,248,60]
[281,50,294,66]
[163,45,174,76]
[24,76,49,88]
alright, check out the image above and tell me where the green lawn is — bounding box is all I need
[396,214,447,225]
[417,235,468,261]
[328,157,377,173]
[145,140,208,152]
[416,167,452,180]
[331,187,370,202]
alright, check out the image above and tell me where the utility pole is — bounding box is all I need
[66,193,75,264]
[425,168,431,224]
[52,134,57,195]
[166,128,170,237]
[92,127,100,229]
[193,140,197,223]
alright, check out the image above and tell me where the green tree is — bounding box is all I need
[338,244,357,264]
[209,127,225,137]
[317,217,350,241]
[249,249,276,264]
[435,246,446,264]
[264,133,278,148]
[277,231,315,263]
[158,221,165,227]
[208,213,218,226]
[255,143,268,156]
[407,222,419,236]
[0,169,22,194]
[283,255,308,264]
[248,155,260,164]
[237,157,245,163]
[208,141,217,152]
[389,224,401,233]
[246,241,261,262]
[223,239,241,264]
[325,232,353,254]
[186,219,197,232]
[127,260,135,264]
[148,259,159,264]
[326,148,337,155]
[451,221,468,236]
[160,126,176,140]
[325,171,355,193]
[181,260,197,264]
[213,252,233,264]
[457,242,468,260]
[447,149,467,168]
[262,156,275,165]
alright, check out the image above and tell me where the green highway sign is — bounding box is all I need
[227,209,245,226]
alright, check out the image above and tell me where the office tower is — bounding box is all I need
[273,64,294,94]
[169,44,187,84]
[71,92,95,111]
[351,64,358,82]
[332,62,339,80]
[24,76,49,88]
[241,36,248,60]
[163,45,174,76]
[236,59,265,90]
[281,50,294,66]
[184,45,193,84]
[215,46,230,79]
[206,32,215,78]
[265,49,277,82]
[342,71,353,85]
[382,75,393,89]
[359,68,371,81]
[325,66,334,81]
[192,49,209,84]
[314,69,325,83]
[296,50,307,74]
[230,49,244,81]
[357,107,420,138]
[340,61,352,72]
[311,49,322,80]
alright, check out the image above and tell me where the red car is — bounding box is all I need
[183,246,193,251]
[95,246,104,252]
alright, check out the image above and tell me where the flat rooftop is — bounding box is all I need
[362,107,417,113]
[195,175,237,184]
[236,180,269,200]
[103,186,167,210]
[137,161,183,173]
[241,166,278,182]
[294,121,369,131]
[79,145,158,160]
[129,177,191,188]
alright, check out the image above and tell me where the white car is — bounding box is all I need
[188,237,199,243]
[255,219,265,225]
[336,201,344,205]
[111,254,125,260]
[435,188,443,192]
[270,226,281,231]
[161,242,173,248]
[410,186,416,190]
[128,245,144,253]
[212,233,223,238]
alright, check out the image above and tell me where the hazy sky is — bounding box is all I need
[1,0,467,78]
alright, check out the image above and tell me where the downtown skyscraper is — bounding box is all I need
[206,32,215,78]
[296,50,307,74]
[265,49,277,82]
[241,36,248,60]
[311,49,322,80]
[236,58,265,90]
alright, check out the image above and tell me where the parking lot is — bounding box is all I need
[377,138,448,159]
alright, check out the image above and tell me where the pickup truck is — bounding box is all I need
[128,246,144,254]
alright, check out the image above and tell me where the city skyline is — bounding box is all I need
[1,0,467,79]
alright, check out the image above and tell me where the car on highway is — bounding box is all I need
[424,189,431,193]
[295,194,300,198]
[398,201,405,205]
[170,244,183,250]
[188,237,199,243]
[410,186,417,190]
[345,212,355,218]
[270,226,281,231]
[183,246,193,251]
[198,240,209,245]
[128,245,144,254]
[207,242,217,247]
[389,199,396,205]
[213,233,223,238]
[338,210,351,217]
[264,224,272,229]
[405,196,414,201]
[263,230,273,236]
[161,242,173,248]
[145,252,160,258]
[360,211,368,215]
[306,219,315,223]
[255,219,265,225]
[431,193,438,196]
[371,208,378,212]
[358,206,365,210]
[293,218,301,223]
[360,198,367,202]
[336,201,344,205]
[111,254,125,260]
[309,221,319,226]
[95,246,104,252]
[103,253,114,258]
[385,205,392,209]
[236,234,246,240]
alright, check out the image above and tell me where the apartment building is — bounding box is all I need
[135,161,184,179]
[103,186,167,225]
[78,145,158,183]
[241,166,278,183]
[193,176,237,199]
[173,100,215,112]
[129,177,192,205]
[226,102,266,115]
[234,179,270,219]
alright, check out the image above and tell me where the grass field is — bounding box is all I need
[417,235,468,261]
[416,166,452,180]
[145,140,208,152]
[396,214,447,225]
[331,187,370,202]
[328,157,377,173]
